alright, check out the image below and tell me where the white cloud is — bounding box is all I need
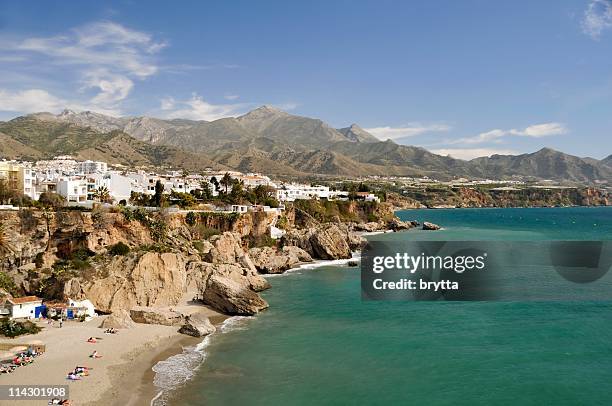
[452,122,567,145]
[431,148,518,160]
[510,122,568,137]
[15,21,163,78]
[365,123,451,140]
[224,94,240,100]
[0,21,165,115]
[83,69,134,105]
[582,0,612,39]
[0,89,66,113]
[160,94,245,121]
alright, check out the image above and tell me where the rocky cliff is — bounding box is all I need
[0,205,364,319]
[400,186,609,208]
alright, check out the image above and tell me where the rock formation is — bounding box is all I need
[99,309,136,329]
[281,223,354,260]
[130,306,185,326]
[422,222,441,230]
[249,246,312,274]
[178,313,216,337]
[202,274,269,315]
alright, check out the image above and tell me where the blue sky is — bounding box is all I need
[0,0,611,159]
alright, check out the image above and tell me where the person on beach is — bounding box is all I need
[87,337,96,343]
[90,350,102,359]
[59,318,63,328]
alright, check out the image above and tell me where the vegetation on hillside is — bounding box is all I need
[0,317,41,338]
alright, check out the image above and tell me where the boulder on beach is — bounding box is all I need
[282,223,352,260]
[201,274,269,316]
[99,309,136,329]
[178,313,216,337]
[130,306,185,326]
[422,222,441,230]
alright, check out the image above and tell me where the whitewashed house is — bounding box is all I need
[77,160,108,174]
[57,178,88,202]
[276,184,330,202]
[5,296,43,319]
[67,298,96,318]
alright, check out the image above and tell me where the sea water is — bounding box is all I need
[163,207,612,405]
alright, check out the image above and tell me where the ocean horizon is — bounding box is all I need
[154,206,612,405]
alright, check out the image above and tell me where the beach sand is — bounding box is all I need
[1,303,226,406]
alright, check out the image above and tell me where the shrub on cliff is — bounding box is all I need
[0,271,18,296]
[38,192,65,209]
[109,242,130,256]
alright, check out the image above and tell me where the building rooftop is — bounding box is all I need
[7,295,42,305]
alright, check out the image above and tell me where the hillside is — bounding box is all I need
[0,109,610,183]
[469,148,611,183]
[0,117,226,171]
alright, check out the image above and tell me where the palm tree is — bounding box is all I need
[220,173,233,194]
[93,186,111,203]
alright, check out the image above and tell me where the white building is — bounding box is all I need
[33,156,79,180]
[239,173,275,188]
[67,298,96,318]
[89,172,133,202]
[354,192,380,202]
[5,296,43,319]
[77,160,108,174]
[276,184,331,202]
[57,178,88,203]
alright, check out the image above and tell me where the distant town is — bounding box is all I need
[1,156,608,214]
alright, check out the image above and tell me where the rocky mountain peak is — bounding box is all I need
[238,105,288,120]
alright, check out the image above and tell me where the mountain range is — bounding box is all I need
[0,106,610,184]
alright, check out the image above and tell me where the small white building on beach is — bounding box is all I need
[4,296,43,320]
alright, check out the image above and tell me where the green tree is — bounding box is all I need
[153,180,165,207]
[93,186,112,203]
[210,176,220,193]
[228,179,245,203]
[219,173,232,194]
[38,192,65,209]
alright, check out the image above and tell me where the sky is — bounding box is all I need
[0,0,611,160]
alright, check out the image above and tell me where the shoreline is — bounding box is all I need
[146,249,368,405]
[0,319,185,406]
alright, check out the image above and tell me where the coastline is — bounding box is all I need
[0,319,184,406]
[146,249,368,405]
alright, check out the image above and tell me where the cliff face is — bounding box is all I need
[401,187,609,208]
[0,206,360,317]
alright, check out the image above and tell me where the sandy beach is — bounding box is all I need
[0,301,226,406]
[1,317,182,406]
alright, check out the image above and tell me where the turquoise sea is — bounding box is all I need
[161,207,612,406]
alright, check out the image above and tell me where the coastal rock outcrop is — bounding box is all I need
[352,222,383,232]
[99,309,136,329]
[422,222,441,230]
[83,252,188,312]
[387,218,419,231]
[201,274,269,315]
[248,246,312,274]
[282,223,352,260]
[130,306,185,326]
[178,313,216,337]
